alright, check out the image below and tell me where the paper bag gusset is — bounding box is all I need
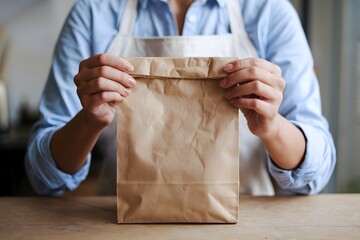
[117,57,239,223]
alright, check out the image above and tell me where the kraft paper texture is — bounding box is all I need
[117,57,239,223]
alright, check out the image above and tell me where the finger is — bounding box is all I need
[224,80,278,101]
[85,91,124,109]
[77,77,131,97]
[79,53,134,72]
[223,58,282,76]
[220,66,284,89]
[230,98,277,119]
[75,66,136,88]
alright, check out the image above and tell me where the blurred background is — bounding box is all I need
[0,0,359,196]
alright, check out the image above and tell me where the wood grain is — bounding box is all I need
[0,194,359,239]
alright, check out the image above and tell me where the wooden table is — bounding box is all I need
[0,194,359,239]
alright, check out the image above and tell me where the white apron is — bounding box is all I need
[97,0,275,196]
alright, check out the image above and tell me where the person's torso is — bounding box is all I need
[96,0,274,196]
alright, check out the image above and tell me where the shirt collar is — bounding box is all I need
[139,0,226,9]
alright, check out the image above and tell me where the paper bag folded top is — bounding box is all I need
[117,57,239,223]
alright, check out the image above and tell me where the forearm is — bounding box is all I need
[50,109,104,174]
[261,114,306,170]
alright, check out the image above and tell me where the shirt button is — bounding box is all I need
[188,15,197,23]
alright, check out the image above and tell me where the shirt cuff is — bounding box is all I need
[268,121,325,194]
[31,127,91,195]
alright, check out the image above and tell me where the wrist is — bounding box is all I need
[79,109,108,133]
[258,114,282,143]
[260,115,306,170]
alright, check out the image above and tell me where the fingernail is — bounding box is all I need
[128,76,136,86]
[223,64,233,72]
[125,64,134,72]
[219,79,227,87]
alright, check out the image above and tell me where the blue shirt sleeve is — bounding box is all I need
[242,0,336,194]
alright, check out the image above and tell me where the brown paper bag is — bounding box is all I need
[117,57,239,223]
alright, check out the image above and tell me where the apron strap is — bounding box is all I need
[226,0,247,35]
[119,0,139,35]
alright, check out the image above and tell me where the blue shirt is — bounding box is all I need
[25,0,336,195]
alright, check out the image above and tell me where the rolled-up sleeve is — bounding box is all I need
[25,126,90,195]
[268,120,336,194]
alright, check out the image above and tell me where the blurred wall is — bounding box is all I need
[3,0,76,124]
[309,0,360,192]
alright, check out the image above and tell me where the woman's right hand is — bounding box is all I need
[74,53,135,129]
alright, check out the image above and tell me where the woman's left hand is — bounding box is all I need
[219,58,286,141]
